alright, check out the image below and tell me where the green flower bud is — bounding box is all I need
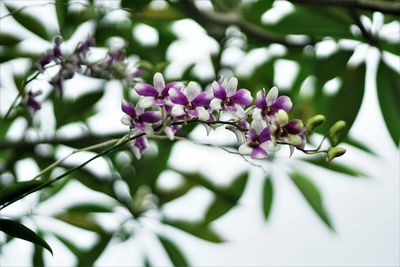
[306,115,326,135]
[326,147,346,162]
[328,120,346,146]
[277,110,288,127]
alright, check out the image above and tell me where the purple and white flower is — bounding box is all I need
[136,73,181,108]
[131,135,149,160]
[210,77,253,118]
[271,110,306,148]
[26,90,41,112]
[169,82,211,121]
[252,86,292,121]
[238,120,274,159]
[121,100,161,132]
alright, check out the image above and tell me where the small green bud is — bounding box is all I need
[326,147,346,162]
[306,115,326,135]
[328,120,346,146]
[277,110,288,127]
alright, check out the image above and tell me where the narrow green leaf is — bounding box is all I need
[55,0,68,36]
[77,233,113,266]
[55,213,103,233]
[163,219,223,243]
[0,33,22,46]
[262,176,274,220]
[290,172,334,230]
[5,4,50,40]
[304,158,366,177]
[0,180,46,206]
[376,60,400,146]
[33,245,45,267]
[158,235,189,267]
[0,219,53,254]
[344,137,375,155]
[53,234,81,256]
[64,203,114,213]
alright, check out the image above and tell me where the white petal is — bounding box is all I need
[250,119,266,134]
[138,96,155,109]
[184,81,200,102]
[210,98,222,111]
[226,77,238,97]
[260,140,274,152]
[277,110,288,126]
[238,142,252,155]
[197,107,210,121]
[132,146,141,160]
[121,115,132,126]
[234,104,245,118]
[153,72,165,92]
[266,86,278,106]
[171,105,186,117]
[164,127,175,140]
[144,124,154,135]
[252,108,263,120]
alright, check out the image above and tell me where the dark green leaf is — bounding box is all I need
[5,4,51,40]
[163,219,223,243]
[290,172,334,229]
[64,203,114,213]
[53,234,81,256]
[0,219,53,254]
[304,158,366,177]
[55,213,103,233]
[0,33,22,46]
[262,176,273,220]
[77,233,113,266]
[33,245,45,267]
[121,0,152,11]
[158,235,189,267]
[0,180,45,206]
[376,60,400,146]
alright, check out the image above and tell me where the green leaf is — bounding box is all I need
[304,158,366,177]
[0,33,22,46]
[77,233,113,266]
[290,172,334,230]
[55,213,103,233]
[64,203,114,213]
[0,219,53,254]
[0,180,46,206]
[158,235,189,267]
[53,234,81,256]
[376,60,400,146]
[33,245,45,267]
[163,219,223,243]
[121,0,152,11]
[55,0,69,38]
[5,4,51,40]
[344,137,375,155]
[262,176,273,220]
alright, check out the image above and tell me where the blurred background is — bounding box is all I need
[0,0,399,266]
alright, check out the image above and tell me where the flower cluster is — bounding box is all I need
[122,73,307,159]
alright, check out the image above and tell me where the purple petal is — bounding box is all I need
[192,92,211,107]
[225,105,237,113]
[256,90,267,109]
[121,101,136,118]
[212,81,226,99]
[251,146,268,159]
[154,98,164,106]
[139,111,161,123]
[135,84,158,97]
[249,128,258,142]
[135,136,148,152]
[187,109,198,118]
[259,127,271,143]
[162,82,181,97]
[271,95,292,112]
[169,88,188,105]
[231,89,253,106]
[285,119,303,134]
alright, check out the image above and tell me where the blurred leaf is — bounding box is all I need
[0,33,22,46]
[53,234,81,256]
[379,39,400,56]
[0,180,45,206]
[0,219,53,254]
[158,235,189,267]
[5,4,51,40]
[304,158,366,177]
[33,245,45,267]
[262,176,273,220]
[344,136,376,155]
[314,50,354,83]
[77,233,113,266]
[241,0,274,24]
[290,172,334,229]
[121,0,152,11]
[376,60,400,146]
[55,213,103,233]
[64,203,114,213]
[163,219,223,243]
[55,0,70,39]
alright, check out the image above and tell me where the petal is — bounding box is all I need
[250,119,266,135]
[138,96,155,109]
[286,134,303,146]
[238,142,252,155]
[135,136,149,151]
[171,105,186,117]
[251,146,268,159]
[259,127,271,143]
[271,95,292,112]
[135,83,158,96]
[256,89,267,109]
[169,88,188,105]
[187,109,198,118]
[252,108,263,120]
[140,111,161,123]
[260,140,274,152]
[162,82,181,97]
[266,86,278,106]
[121,115,132,126]
[277,110,288,127]
[164,126,175,140]
[212,81,226,99]
[249,128,258,142]
[184,82,200,102]
[131,145,141,159]
[234,104,245,118]
[210,98,222,111]
[231,89,253,106]
[192,92,211,107]
[153,72,165,92]
[121,101,136,117]
[285,119,303,134]
[144,124,155,135]
[197,107,210,121]
[225,77,238,97]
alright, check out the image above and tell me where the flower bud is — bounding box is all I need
[306,115,326,135]
[328,120,346,146]
[326,147,346,162]
[276,110,288,127]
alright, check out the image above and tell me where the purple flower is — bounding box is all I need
[121,101,161,132]
[36,50,53,72]
[239,120,274,159]
[271,110,306,148]
[136,73,181,108]
[131,135,149,159]
[53,36,63,59]
[169,82,211,121]
[164,124,182,140]
[210,77,253,117]
[26,90,41,112]
[252,86,292,121]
